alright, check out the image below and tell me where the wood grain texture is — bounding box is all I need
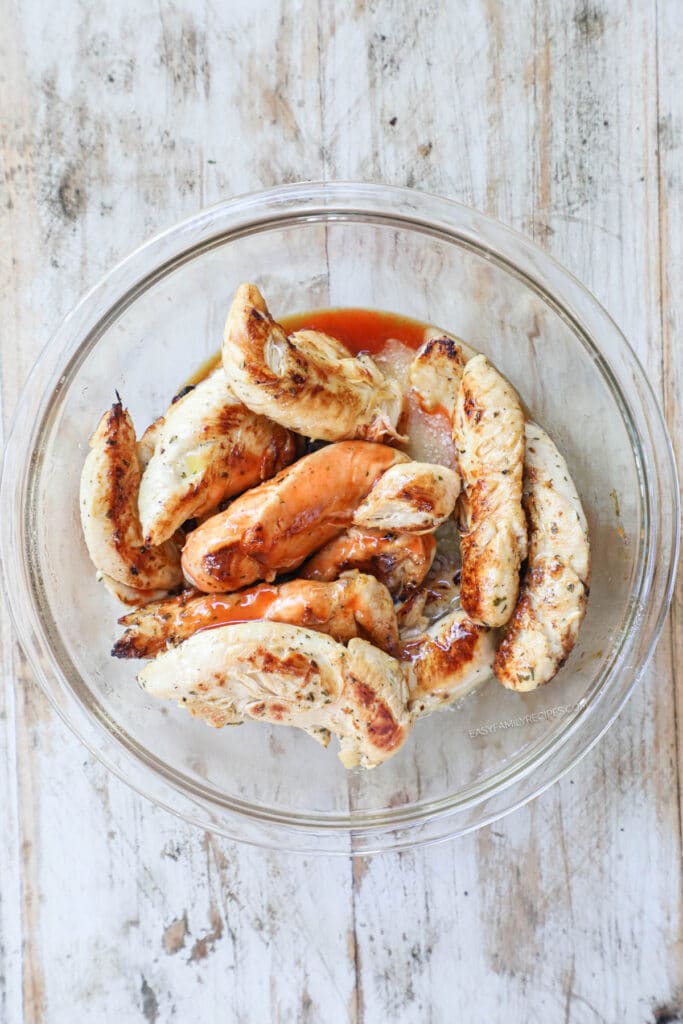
[1,0,681,1021]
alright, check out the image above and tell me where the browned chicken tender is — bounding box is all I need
[494,423,590,691]
[352,462,460,533]
[80,401,182,593]
[222,283,404,442]
[138,368,296,546]
[403,608,496,714]
[99,575,175,607]
[454,355,527,627]
[113,572,399,658]
[408,330,476,417]
[138,622,413,768]
[181,441,408,592]
[301,530,436,597]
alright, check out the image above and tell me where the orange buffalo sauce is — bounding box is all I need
[192,586,280,634]
[187,307,430,386]
[186,351,221,386]
[279,307,428,355]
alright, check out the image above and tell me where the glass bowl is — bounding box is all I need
[1,182,678,855]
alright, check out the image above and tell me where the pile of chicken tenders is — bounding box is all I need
[80,284,590,769]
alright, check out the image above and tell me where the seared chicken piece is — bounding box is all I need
[138,368,295,545]
[138,622,413,768]
[113,572,399,658]
[352,463,460,533]
[137,422,162,470]
[454,355,527,627]
[222,284,404,442]
[302,530,436,598]
[137,395,179,469]
[99,573,175,607]
[408,330,477,417]
[183,446,458,592]
[494,423,590,691]
[181,441,408,592]
[80,401,182,591]
[403,608,496,714]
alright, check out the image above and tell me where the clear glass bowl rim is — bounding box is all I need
[1,181,679,855]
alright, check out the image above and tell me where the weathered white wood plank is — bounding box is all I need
[0,0,680,1021]
[0,626,22,1024]
[657,26,683,546]
[657,1,683,1016]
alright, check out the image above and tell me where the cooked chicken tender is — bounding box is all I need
[223,284,404,442]
[494,423,590,691]
[113,572,399,658]
[181,441,408,592]
[137,417,163,470]
[352,463,460,533]
[454,355,527,627]
[301,530,436,597]
[80,401,182,591]
[403,608,496,714]
[408,330,477,416]
[99,574,174,607]
[138,368,295,545]
[138,622,413,768]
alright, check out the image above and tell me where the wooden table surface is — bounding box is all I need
[1,1,681,1021]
